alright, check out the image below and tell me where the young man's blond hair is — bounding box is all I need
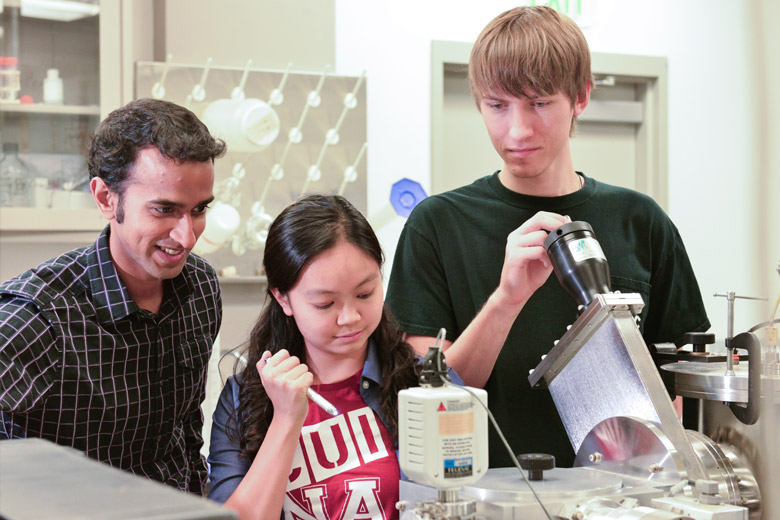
[469,5,594,133]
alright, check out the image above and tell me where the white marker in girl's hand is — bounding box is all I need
[264,355,340,416]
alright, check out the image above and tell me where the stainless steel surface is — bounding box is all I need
[575,416,761,518]
[401,464,750,519]
[764,349,780,376]
[662,361,780,403]
[529,293,709,482]
[460,467,622,502]
[438,489,459,503]
[575,416,684,487]
[577,497,694,520]
[686,429,761,518]
[662,361,751,402]
[438,499,477,517]
[662,312,779,519]
[0,438,237,520]
[704,375,780,520]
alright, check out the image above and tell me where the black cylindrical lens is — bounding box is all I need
[543,221,611,308]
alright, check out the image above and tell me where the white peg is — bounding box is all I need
[268,62,292,106]
[151,53,172,99]
[337,142,367,196]
[231,59,253,101]
[191,57,213,102]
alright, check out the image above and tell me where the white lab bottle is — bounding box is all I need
[43,68,64,104]
[193,201,241,255]
[200,98,280,152]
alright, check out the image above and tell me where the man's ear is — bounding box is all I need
[271,288,294,316]
[91,177,118,221]
[573,83,592,117]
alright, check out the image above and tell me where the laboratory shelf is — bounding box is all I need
[0,103,100,116]
[0,207,105,232]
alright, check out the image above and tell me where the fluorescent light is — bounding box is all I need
[20,0,99,22]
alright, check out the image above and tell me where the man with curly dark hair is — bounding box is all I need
[0,98,226,494]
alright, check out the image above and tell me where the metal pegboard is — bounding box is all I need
[135,59,367,277]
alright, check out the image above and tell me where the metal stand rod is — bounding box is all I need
[438,489,459,504]
[714,291,767,376]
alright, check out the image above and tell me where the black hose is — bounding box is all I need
[747,318,780,333]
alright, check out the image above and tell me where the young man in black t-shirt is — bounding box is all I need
[386,6,709,468]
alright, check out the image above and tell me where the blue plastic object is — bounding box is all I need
[390,178,427,218]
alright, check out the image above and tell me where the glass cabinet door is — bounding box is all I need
[0,0,100,223]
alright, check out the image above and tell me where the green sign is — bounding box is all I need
[530,0,584,17]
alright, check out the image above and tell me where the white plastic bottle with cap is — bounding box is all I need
[193,201,241,255]
[201,98,280,152]
[43,68,64,104]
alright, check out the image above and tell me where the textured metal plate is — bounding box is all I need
[530,294,709,481]
[549,315,661,451]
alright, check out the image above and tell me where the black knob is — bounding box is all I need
[517,453,555,481]
[676,332,716,352]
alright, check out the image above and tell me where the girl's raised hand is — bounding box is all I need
[257,349,313,425]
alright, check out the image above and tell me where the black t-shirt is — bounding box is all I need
[386,172,710,468]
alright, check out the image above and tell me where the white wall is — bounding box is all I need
[163,0,335,70]
[583,1,762,341]
[334,0,768,341]
[756,0,780,338]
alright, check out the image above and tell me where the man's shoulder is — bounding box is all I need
[409,174,495,220]
[586,178,684,254]
[0,246,92,353]
[0,289,46,324]
[0,246,92,306]
[590,179,664,212]
[183,253,219,284]
[430,174,494,202]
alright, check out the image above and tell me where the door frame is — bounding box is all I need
[430,41,669,209]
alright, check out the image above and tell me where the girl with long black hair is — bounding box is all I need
[207,195,457,519]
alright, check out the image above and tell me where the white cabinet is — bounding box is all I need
[0,4,102,231]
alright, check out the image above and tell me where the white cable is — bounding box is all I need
[439,374,554,520]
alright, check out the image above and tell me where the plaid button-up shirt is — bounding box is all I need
[0,226,222,494]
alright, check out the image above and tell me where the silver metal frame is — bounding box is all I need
[528,293,709,482]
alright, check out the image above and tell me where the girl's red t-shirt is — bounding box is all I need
[282,369,400,520]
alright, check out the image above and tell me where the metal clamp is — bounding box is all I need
[725,332,761,425]
[713,292,767,375]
